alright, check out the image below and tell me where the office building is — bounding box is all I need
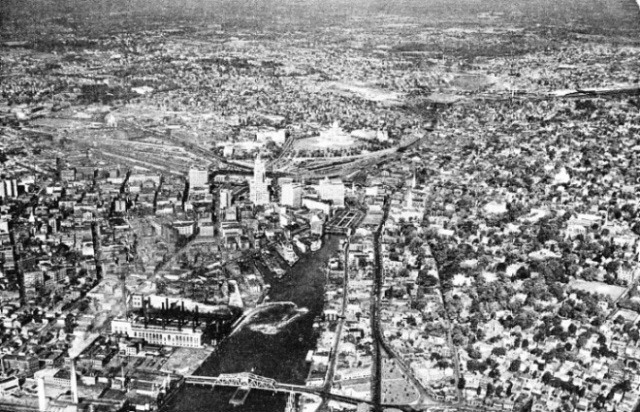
[188,168,208,188]
[0,179,18,199]
[281,183,302,208]
[250,154,270,206]
[220,188,233,210]
[318,177,345,207]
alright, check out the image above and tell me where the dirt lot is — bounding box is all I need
[161,347,215,375]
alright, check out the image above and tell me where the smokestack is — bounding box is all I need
[179,302,185,330]
[161,302,166,329]
[144,302,149,328]
[70,359,79,404]
[193,306,199,332]
[37,376,48,412]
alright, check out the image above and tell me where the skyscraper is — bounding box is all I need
[220,188,233,210]
[281,183,302,208]
[250,154,270,205]
[318,177,345,207]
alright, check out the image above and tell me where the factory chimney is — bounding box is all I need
[37,376,48,412]
[161,302,166,329]
[193,306,199,332]
[70,359,79,404]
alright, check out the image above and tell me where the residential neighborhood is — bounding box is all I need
[2,0,640,411]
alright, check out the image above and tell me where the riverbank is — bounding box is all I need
[162,235,342,412]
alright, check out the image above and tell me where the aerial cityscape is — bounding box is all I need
[1,0,640,411]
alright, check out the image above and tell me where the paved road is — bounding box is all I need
[371,195,391,412]
[322,240,350,391]
[438,286,462,402]
[317,239,350,411]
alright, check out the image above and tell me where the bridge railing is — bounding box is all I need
[187,372,277,390]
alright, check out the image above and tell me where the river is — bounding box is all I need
[163,235,342,412]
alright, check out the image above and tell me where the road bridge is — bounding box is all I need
[185,372,422,411]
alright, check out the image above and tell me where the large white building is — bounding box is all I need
[188,168,209,188]
[173,221,195,236]
[111,317,203,348]
[318,177,345,207]
[220,188,233,210]
[250,154,270,205]
[281,183,303,208]
[302,198,332,216]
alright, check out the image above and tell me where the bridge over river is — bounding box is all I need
[185,372,421,412]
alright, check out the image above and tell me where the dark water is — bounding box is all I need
[164,235,341,412]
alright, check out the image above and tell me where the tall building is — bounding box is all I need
[219,188,233,210]
[281,183,302,208]
[37,376,47,412]
[318,177,345,207]
[188,168,208,188]
[250,154,270,206]
[0,179,18,199]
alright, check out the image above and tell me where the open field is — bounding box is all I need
[381,357,420,405]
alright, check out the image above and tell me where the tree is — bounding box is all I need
[457,375,466,390]
[409,237,424,255]
[486,383,495,398]
[419,274,439,287]
[64,314,75,334]
[492,347,507,357]
[467,346,482,359]
[623,321,634,334]
[606,260,620,274]
[509,359,522,372]
[436,360,450,369]
[598,334,607,345]
[537,223,558,244]
[513,336,521,348]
